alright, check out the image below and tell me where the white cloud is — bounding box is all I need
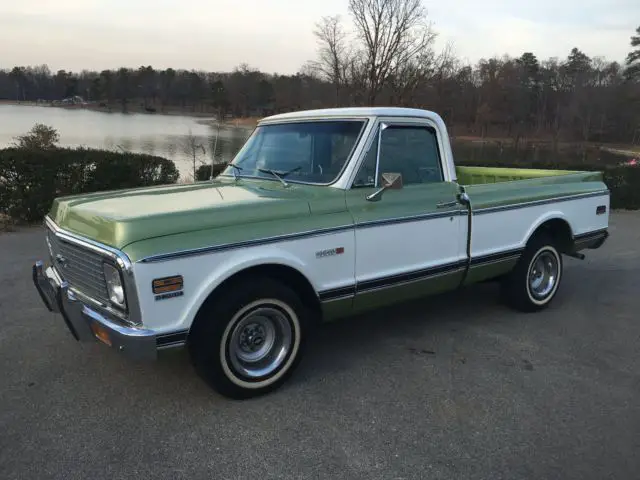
[0,0,637,72]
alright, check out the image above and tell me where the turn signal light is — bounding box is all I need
[91,323,112,347]
[152,275,184,294]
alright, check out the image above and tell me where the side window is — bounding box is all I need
[352,124,443,187]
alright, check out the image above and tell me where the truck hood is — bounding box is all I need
[48,179,313,249]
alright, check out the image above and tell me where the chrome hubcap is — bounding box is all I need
[528,250,559,299]
[228,306,292,379]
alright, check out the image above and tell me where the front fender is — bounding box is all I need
[181,247,317,329]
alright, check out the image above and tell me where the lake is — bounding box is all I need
[0,105,252,180]
[0,105,632,181]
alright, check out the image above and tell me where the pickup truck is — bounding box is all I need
[33,107,610,399]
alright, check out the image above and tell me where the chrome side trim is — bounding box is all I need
[356,209,460,229]
[139,211,460,263]
[317,248,524,300]
[357,265,466,294]
[471,190,610,215]
[44,216,143,327]
[138,190,608,264]
[139,224,355,263]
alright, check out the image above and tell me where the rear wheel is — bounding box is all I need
[188,276,308,399]
[501,232,563,312]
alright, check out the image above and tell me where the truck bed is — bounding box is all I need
[456,165,588,185]
[455,166,607,210]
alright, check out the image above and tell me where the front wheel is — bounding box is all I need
[188,277,307,399]
[501,232,563,312]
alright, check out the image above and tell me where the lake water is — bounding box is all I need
[0,105,252,180]
[0,105,631,182]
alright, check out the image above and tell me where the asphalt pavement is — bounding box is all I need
[1,212,639,480]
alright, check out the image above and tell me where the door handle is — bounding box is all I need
[436,200,458,208]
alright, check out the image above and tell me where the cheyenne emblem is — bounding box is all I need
[152,275,184,301]
[316,247,345,258]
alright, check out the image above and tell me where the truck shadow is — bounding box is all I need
[299,281,507,377]
[153,279,516,393]
[149,267,584,399]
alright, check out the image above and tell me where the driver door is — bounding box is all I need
[346,119,466,313]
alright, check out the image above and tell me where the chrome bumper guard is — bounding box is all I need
[32,261,157,361]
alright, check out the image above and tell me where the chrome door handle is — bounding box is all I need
[436,200,458,208]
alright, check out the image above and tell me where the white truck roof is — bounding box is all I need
[260,107,442,123]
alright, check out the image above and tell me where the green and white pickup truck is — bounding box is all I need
[33,107,610,398]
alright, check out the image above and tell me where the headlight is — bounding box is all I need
[103,263,126,309]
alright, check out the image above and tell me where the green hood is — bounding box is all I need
[48,178,315,249]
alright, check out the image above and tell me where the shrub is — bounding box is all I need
[0,147,179,222]
[195,163,228,181]
[12,123,60,150]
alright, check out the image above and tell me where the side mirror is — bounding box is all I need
[365,172,403,202]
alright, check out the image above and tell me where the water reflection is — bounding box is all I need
[0,104,253,180]
[0,105,629,183]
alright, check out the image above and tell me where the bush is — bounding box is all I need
[195,163,228,181]
[12,123,60,150]
[456,157,640,210]
[0,147,180,222]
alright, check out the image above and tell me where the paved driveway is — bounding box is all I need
[1,212,639,479]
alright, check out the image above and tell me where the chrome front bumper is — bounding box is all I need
[32,261,158,360]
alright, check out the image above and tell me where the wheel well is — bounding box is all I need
[530,218,573,253]
[193,264,323,328]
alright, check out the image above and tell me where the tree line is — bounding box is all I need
[1,0,638,145]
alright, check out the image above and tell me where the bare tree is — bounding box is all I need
[183,129,206,182]
[388,40,454,105]
[348,0,437,104]
[310,15,351,106]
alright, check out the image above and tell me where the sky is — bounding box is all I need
[0,0,638,73]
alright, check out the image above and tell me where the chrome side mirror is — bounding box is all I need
[365,186,386,202]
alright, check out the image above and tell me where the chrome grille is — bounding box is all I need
[47,228,110,306]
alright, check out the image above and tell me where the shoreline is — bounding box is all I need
[1,101,638,153]
[0,99,258,126]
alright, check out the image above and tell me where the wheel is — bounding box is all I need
[187,276,308,399]
[500,232,563,312]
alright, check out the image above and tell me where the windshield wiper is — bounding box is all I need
[258,168,288,187]
[226,162,243,181]
[257,166,301,187]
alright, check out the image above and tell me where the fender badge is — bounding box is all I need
[152,275,184,301]
[316,247,344,259]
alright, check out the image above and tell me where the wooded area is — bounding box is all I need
[1,0,638,145]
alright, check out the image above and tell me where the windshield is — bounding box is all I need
[221,120,366,184]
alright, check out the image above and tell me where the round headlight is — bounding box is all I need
[103,263,126,308]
